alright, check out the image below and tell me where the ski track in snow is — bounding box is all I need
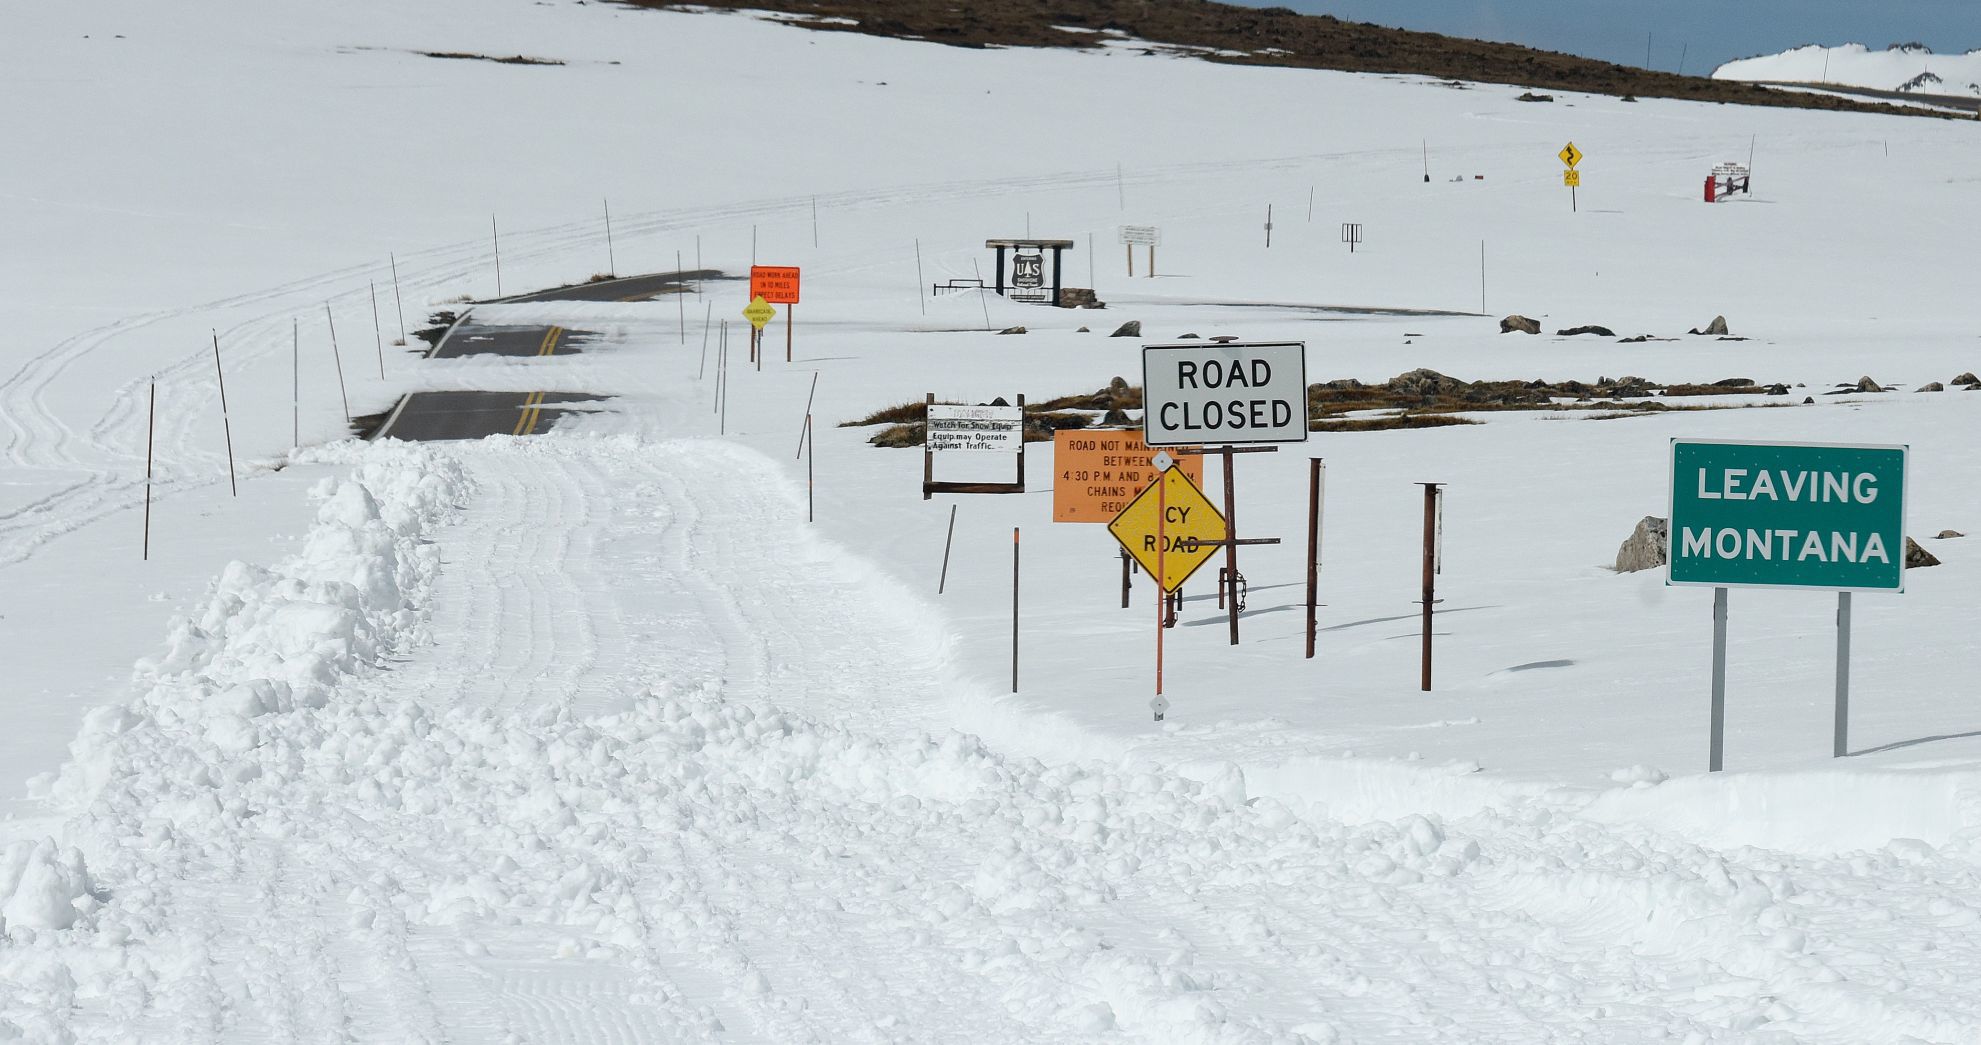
[5,435,1978,1043]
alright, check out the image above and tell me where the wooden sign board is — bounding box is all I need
[750,265,801,304]
[1053,430,1202,523]
[928,404,1023,453]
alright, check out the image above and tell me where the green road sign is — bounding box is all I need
[1667,439,1907,592]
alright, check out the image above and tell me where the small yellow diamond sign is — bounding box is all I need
[1559,142,1583,168]
[1563,169,1582,187]
[1107,466,1227,593]
[742,295,776,331]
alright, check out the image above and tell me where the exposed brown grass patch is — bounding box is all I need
[626,0,1953,119]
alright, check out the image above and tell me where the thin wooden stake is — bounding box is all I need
[211,331,237,497]
[1011,526,1020,693]
[143,380,155,560]
[325,303,351,423]
[795,371,819,458]
[699,302,713,379]
[804,414,814,523]
[491,214,503,298]
[389,253,406,344]
[292,318,300,447]
[677,250,686,344]
[370,281,385,379]
[938,504,957,594]
[604,198,617,276]
[914,239,926,315]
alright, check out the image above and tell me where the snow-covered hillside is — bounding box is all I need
[4,0,1981,1040]
[1716,42,1981,95]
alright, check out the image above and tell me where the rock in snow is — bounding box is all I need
[1905,537,1941,568]
[1499,314,1541,334]
[1614,516,1669,573]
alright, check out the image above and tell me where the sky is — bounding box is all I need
[1245,1,1981,75]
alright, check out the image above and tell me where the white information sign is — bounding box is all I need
[1119,225,1161,246]
[927,404,1024,453]
[1141,341,1308,447]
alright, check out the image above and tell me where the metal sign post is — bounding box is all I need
[1306,458,1325,659]
[1420,483,1443,691]
[1669,438,1907,770]
[1560,142,1583,212]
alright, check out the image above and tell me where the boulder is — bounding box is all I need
[1614,516,1669,573]
[1688,315,1730,336]
[1387,368,1468,397]
[1954,372,1980,387]
[1918,381,1945,392]
[1500,315,1541,335]
[1076,326,1090,333]
[1109,320,1142,338]
[1854,376,1884,393]
[1556,325,1617,337]
[1107,375,1131,395]
[1056,288,1102,309]
[1803,396,1816,404]
[1100,408,1131,426]
[1905,537,1941,569]
[1766,384,1789,395]
[996,326,1026,335]
[1516,92,1555,102]
[1618,334,1652,343]
[1936,530,1965,539]
[1176,332,1201,339]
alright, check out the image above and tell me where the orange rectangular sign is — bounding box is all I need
[1053,429,1202,523]
[750,265,801,304]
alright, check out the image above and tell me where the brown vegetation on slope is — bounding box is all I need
[626,0,1948,118]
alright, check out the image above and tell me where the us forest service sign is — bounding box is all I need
[1141,341,1308,446]
[1667,439,1908,592]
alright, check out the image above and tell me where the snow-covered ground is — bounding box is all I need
[1717,42,1981,95]
[5,0,1981,1039]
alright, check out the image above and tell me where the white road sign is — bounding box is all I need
[1119,225,1161,246]
[1141,341,1308,447]
[926,404,1024,453]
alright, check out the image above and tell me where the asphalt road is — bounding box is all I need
[495,269,725,303]
[374,391,600,442]
[376,269,721,442]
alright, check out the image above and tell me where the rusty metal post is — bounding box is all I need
[1420,482,1442,691]
[1120,549,1131,609]
[1306,458,1322,659]
[1221,446,1240,645]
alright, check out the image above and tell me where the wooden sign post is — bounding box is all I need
[750,265,801,363]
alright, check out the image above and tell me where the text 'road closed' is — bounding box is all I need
[1142,342,1307,447]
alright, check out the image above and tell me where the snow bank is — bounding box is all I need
[1716,43,1981,95]
[51,440,470,810]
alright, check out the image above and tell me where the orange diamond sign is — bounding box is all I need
[1107,466,1227,592]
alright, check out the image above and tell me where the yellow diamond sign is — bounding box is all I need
[743,294,776,330]
[1559,141,1583,168]
[1107,466,1227,593]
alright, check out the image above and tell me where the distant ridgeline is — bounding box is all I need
[635,0,1952,117]
[1715,42,1981,96]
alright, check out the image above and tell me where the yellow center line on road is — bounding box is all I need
[537,325,563,357]
[512,391,545,437]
